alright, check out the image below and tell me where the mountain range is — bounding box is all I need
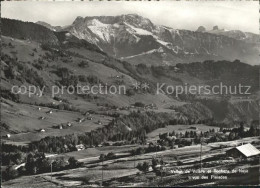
[36,14,260,66]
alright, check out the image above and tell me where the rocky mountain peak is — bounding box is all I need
[73,16,84,25]
[71,14,155,32]
[196,26,206,32]
[213,25,219,30]
[122,14,155,31]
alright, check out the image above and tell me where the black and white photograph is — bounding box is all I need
[1,0,260,187]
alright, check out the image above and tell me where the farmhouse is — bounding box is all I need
[78,118,84,123]
[87,117,93,120]
[76,144,85,151]
[40,129,46,132]
[226,143,260,158]
[47,110,53,114]
[39,116,45,120]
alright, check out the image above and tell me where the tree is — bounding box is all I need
[151,158,159,171]
[134,102,145,108]
[3,166,19,181]
[249,125,257,137]
[238,122,245,137]
[142,162,150,173]
[136,147,145,155]
[39,140,48,152]
[228,132,236,141]
[126,89,135,96]
[78,61,89,68]
[68,157,79,168]
[99,154,105,161]
[25,153,37,174]
[39,158,51,173]
[17,166,27,176]
[136,163,143,171]
[53,157,68,171]
[106,152,116,160]
[4,65,15,79]
[169,140,174,149]
[136,161,150,173]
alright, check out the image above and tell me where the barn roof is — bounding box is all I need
[235,143,260,157]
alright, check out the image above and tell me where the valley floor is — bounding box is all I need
[2,136,259,187]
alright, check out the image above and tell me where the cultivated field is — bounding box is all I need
[1,99,112,143]
[147,124,220,141]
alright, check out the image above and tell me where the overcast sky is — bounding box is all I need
[1,0,259,33]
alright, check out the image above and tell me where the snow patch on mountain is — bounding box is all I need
[124,22,153,36]
[124,22,174,50]
[156,39,170,47]
[87,19,113,43]
[70,27,98,44]
[123,47,164,59]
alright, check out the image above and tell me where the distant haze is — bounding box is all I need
[1,0,259,34]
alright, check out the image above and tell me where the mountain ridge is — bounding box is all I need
[59,14,260,65]
[4,15,260,66]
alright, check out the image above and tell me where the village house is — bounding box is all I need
[78,118,84,123]
[87,117,93,120]
[76,144,85,151]
[226,143,260,158]
[40,129,46,132]
[47,110,53,114]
